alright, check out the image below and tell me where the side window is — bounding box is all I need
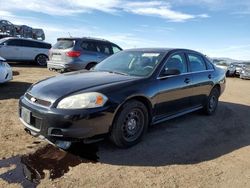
[162,53,187,75]
[34,42,45,48]
[33,42,51,49]
[112,45,121,54]
[188,54,207,72]
[81,42,97,52]
[205,58,214,70]
[7,39,22,46]
[96,43,111,55]
[22,40,33,47]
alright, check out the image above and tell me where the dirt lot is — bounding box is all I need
[0,64,250,188]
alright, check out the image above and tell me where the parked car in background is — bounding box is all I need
[0,20,16,36]
[47,37,122,72]
[0,34,10,39]
[0,37,51,66]
[32,29,45,41]
[0,19,46,41]
[15,25,33,39]
[240,64,250,79]
[0,56,12,83]
[214,64,227,75]
[235,63,245,76]
[20,48,225,149]
[226,63,236,76]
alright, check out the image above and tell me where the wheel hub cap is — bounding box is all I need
[127,118,137,130]
[209,96,216,109]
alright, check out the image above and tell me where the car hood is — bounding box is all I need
[27,71,139,102]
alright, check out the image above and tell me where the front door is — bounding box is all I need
[0,39,22,60]
[155,52,193,120]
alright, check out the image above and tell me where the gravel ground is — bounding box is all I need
[0,64,250,188]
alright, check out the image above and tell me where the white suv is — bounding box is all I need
[0,37,51,66]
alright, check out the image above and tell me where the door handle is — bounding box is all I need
[184,78,190,84]
[208,74,212,79]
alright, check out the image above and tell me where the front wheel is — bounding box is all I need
[203,88,219,115]
[36,54,48,66]
[110,100,149,148]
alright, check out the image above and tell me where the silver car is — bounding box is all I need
[0,56,12,83]
[240,64,250,79]
[0,37,51,66]
[47,37,122,72]
[234,63,245,76]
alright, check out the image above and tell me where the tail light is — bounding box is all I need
[66,51,81,57]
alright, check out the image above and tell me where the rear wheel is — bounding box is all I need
[110,100,148,148]
[35,54,48,66]
[203,87,219,115]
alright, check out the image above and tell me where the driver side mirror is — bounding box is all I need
[162,68,181,76]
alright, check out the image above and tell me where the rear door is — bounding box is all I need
[155,52,193,119]
[19,40,38,60]
[80,41,100,63]
[186,53,214,107]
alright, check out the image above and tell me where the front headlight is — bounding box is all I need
[57,92,108,109]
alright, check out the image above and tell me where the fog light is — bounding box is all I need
[55,141,72,150]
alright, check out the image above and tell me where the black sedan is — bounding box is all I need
[19,48,226,148]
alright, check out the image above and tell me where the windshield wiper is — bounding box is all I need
[99,69,129,76]
[108,71,129,76]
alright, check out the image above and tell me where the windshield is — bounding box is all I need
[53,39,74,49]
[94,50,165,77]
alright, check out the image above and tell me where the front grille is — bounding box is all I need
[25,93,51,107]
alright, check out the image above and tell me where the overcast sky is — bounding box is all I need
[1,0,250,60]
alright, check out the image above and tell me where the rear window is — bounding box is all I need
[53,40,74,49]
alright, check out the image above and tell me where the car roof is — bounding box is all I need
[124,48,202,54]
[2,37,50,44]
[57,37,110,42]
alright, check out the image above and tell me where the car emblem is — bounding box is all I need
[31,97,37,103]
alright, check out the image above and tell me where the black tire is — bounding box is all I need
[110,100,149,148]
[35,54,48,66]
[203,87,220,115]
[226,70,230,77]
[86,63,96,70]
